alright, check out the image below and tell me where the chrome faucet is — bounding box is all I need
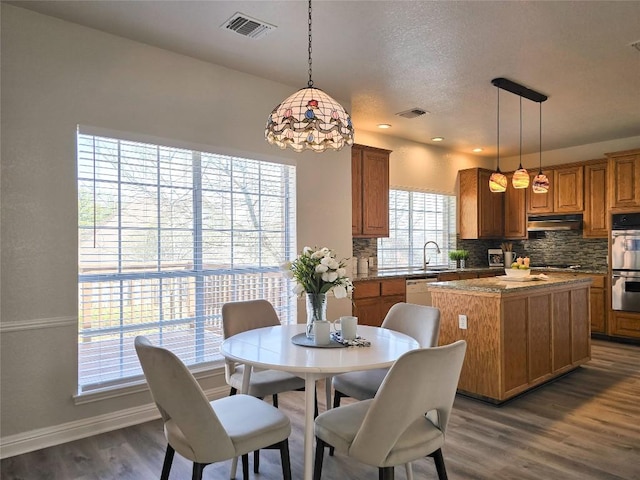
[423,241,441,269]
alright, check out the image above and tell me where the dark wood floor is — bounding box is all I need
[2,339,639,479]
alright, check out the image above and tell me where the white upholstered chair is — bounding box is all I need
[134,336,292,480]
[314,340,467,480]
[332,302,441,408]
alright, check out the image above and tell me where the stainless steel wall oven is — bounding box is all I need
[611,213,640,312]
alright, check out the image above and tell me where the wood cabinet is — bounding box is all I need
[554,165,584,213]
[607,148,640,211]
[504,172,527,239]
[527,170,554,214]
[352,144,391,237]
[459,168,504,239]
[583,161,608,238]
[609,311,640,339]
[352,278,405,326]
[589,275,606,334]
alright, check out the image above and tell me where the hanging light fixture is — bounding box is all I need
[512,96,530,188]
[489,86,507,192]
[265,0,354,153]
[532,102,549,193]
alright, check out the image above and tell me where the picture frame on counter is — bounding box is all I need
[488,248,504,267]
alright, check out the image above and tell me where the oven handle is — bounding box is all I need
[612,270,640,278]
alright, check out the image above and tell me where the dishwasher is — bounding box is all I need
[406,278,439,306]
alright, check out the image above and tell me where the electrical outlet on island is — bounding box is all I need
[458,314,468,329]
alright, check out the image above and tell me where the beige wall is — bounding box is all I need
[0,4,353,444]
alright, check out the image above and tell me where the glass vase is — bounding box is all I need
[305,292,328,339]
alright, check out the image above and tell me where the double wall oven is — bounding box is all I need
[611,213,640,312]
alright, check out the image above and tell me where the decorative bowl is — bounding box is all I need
[504,268,531,278]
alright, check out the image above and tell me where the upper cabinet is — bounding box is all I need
[527,171,554,214]
[526,165,584,214]
[352,144,391,237]
[583,161,608,238]
[607,148,640,211]
[554,165,584,213]
[504,172,527,239]
[459,168,504,239]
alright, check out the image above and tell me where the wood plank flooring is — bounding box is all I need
[2,339,639,479]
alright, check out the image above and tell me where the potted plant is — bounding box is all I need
[449,250,470,269]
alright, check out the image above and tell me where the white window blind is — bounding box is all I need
[377,189,456,269]
[77,131,296,393]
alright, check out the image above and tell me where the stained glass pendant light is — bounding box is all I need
[489,86,507,192]
[265,0,354,153]
[512,97,530,189]
[532,102,549,193]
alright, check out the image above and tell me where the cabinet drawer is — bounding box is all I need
[611,312,640,339]
[590,275,605,288]
[381,278,406,296]
[353,281,381,299]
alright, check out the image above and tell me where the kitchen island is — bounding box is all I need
[429,273,592,403]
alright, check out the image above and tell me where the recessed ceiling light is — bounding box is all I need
[431,137,444,142]
[377,124,392,129]
[473,148,484,153]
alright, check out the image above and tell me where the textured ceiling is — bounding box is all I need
[7,0,640,158]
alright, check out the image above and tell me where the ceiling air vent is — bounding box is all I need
[221,13,276,39]
[395,108,429,119]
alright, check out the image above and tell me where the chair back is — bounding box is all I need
[349,340,466,466]
[381,302,441,347]
[222,299,280,339]
[134,336,235,461]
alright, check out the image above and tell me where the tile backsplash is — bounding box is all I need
[354,231,608,270]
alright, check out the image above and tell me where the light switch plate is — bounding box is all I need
[458,314,468,329]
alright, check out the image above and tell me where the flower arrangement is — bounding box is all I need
[285,246,353,299]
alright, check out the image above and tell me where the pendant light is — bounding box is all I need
[532,102,549,193]
[265,0,354,153]
[512,96,530,188]
[489,86,507,192]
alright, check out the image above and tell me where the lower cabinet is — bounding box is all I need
[609,311,640,339]
[352,278,406,326]
[589,275,607,334]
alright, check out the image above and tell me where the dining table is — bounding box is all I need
[220,323,420,480]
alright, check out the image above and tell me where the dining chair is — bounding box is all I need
[314,340,467,480]
[332,302,441,409]
[134,336,292,480]
[222,299,314,473]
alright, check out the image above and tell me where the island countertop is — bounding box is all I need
[428,272,592,295]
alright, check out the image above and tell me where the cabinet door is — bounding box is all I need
[527,170,554,213]
[478,169,504,238]
[504,172,527,239]
[353,297,382,327]
[583,162,608,238]
[351,148,363,235]
[590,287,605,334]
[380,294,405,323]
[361,148,389,236]
[608,150,640,210]
[554,165,584,212]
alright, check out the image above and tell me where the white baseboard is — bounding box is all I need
[0,385,229,459]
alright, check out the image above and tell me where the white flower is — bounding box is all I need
[303,246,313,254]
[311,250,325,259]
[333,285,347,298]
[336,267,346,277]
[322,271,338,282]
[292,283,305,295]
[315,264,328,273]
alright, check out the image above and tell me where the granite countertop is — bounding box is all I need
[427,272,593,294]
[352,266,607,282]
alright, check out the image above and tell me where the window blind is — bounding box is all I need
[377,189,456,269]
[77,132,296,393]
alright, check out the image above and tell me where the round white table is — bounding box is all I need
[220,324,420,480]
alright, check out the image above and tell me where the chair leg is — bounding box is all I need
[273,393,279,407]
[242,453,249,480]
[332,389,344,409]
[229,387,238,396]
[378,466,394,480]
[313,437,326,480]
[279,439,292,480]
[160,444,175,480]
[192,463,206,480]
[430,448,448,480]
[314,385,319,418]
[254,449,260,473]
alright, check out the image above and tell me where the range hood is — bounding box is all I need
[527,214,583,232]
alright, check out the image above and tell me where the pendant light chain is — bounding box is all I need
[539,102,542,172]
[519,96,523,167]
[497,87,500,170]
[307,0,313,88]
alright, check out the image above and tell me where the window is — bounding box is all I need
[77,131,296,393]
[377,189,456,269]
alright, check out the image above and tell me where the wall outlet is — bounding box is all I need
[458,314,468,329]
